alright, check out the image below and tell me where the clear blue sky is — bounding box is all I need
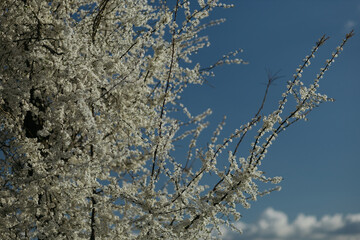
[180,1,360,239]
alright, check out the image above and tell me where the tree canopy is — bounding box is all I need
[0,0,353,239]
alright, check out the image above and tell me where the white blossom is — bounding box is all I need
[0,1,353,239]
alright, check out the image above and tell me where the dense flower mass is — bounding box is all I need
[0,0,353,239]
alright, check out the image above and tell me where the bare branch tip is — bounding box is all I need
[317,35,330,46]
[346,30,355,39]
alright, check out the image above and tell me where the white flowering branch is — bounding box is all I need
[0,0,353,239]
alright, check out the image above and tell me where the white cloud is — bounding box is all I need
[257,208,292,237]
[347,213,360,223]
[217,208,360,240]
[293,213,317,234]
[344,20,357,31]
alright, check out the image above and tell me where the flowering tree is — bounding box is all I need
[0,0,353,239]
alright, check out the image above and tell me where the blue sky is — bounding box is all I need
[180,1,360,239]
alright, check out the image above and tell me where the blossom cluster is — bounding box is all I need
[0,0,353,239]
